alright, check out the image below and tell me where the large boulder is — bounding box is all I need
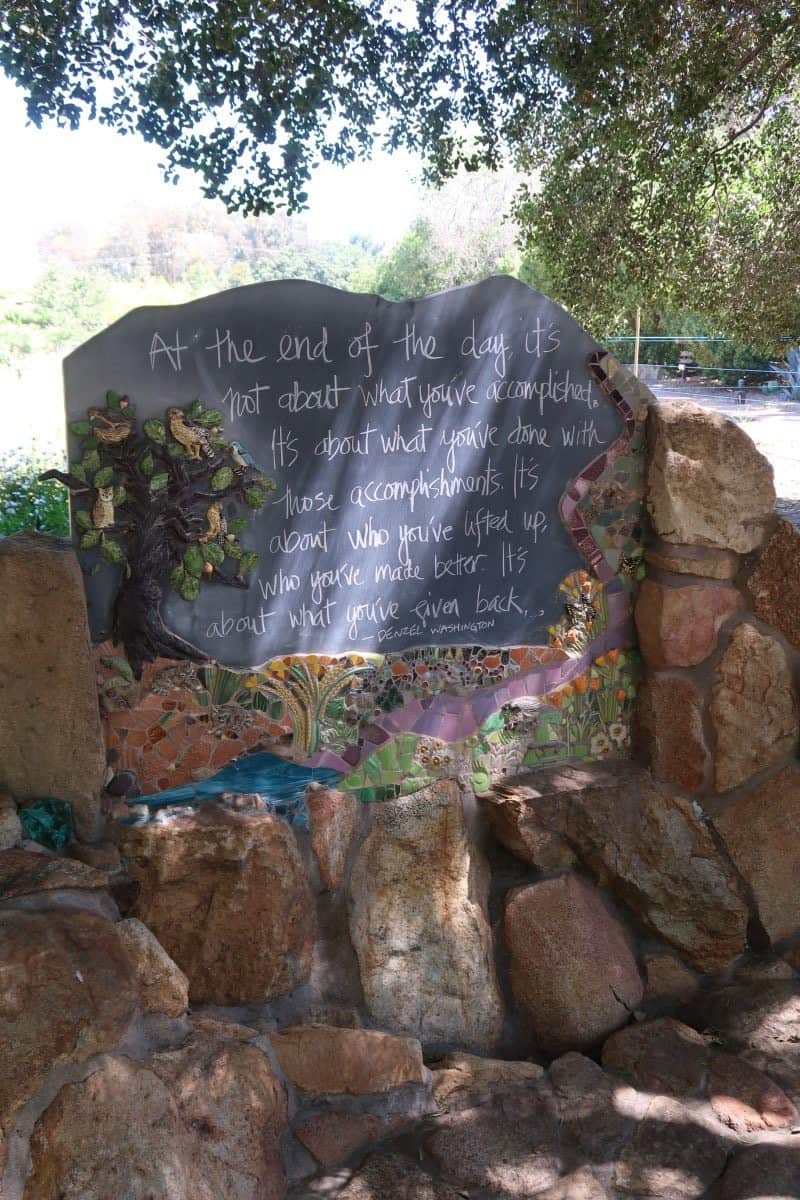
[348,782,503,1050]
[601,1018,711,1097]
[646,400,775,552]
[720,1144,800,1199]
[684,980,800,1104]
[710,624,797,792]
[504,874,643,1054]
[424,1087,562,1197]
[707,1051,797,1134]
[116,917,189,1017]
[0,909,136,1136]
[22,1031,286,1200]
[483,763,748,974]
[748,516,800,653]
[613,1095,728,1199]
[0,847,108,901]
[430,1052,544,1111]
[311,1152,466,1200]
[715,766,800,944]
[118,806,314,1004]
[634,579,741,668]
[0,533,106,839]
[635,675,710,792]
[268,1025,426,1095]
[307,786,358,890]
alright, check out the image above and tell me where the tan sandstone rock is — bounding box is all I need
[0,909,136,1135]
[425,1087,562,1197]
[533,1170,613,1199]
[646,400,775,552]
[67,839,121,872]
[707,1051,798,1133]
[307,786,358,890]
[0,533,106,839]
[504,873,643,1054]
[642,954,700,1015]
[293,1113,408,1168]
[116,916,189,1017]
[0,847,108,901]
[268,1025,425,1095]
[23,1031,286,1200]
[601,1018,711,1097]
[431,1051,544,1111]
[614,1094,728,1199]
[0,795,21,851]
[348,782,503,1049]
[483,763,748,974]
[748,517,800,653]
[325,1152,465,1200]
[636,674,711,791]
[118,805,314,1004]
[710,624,798,792]
[714,766,800,943]
[634,579,741,668]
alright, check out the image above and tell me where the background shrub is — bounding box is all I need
[0,444,69,537]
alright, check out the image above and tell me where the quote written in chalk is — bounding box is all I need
[65,278,622,668]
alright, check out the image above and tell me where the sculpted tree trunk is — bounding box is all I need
[42,393,273,678]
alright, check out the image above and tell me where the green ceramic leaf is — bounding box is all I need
[170,565,186,593]
[203,542,225,566]
[100,654,134,682]
[106,390,121,410]
[82,448,100,474]
[195,409,222,427]
[112,486,126,506]
[143,418,166,444]
[93,466,114,488]
[225,543,243,561]
[239,551,259,574]
[244,485,270,508]
[100,538,124,564]
[211,466,234,492]
[179,574,201,602]
[149,472,169,492]
[79,529,101,549]
[69,420,93,436]
[227,516,248,534]
[140,452,155,476]
[167,441,186,457]
[183,545,205,578]
[69,461,87,483]
[74,509,92,530]
[187,399,204,419]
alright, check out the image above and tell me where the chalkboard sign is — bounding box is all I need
[64,277,623,669]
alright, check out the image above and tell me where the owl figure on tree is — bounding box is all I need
[41,392,274,678]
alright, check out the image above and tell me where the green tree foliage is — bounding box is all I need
[3,1,796,342]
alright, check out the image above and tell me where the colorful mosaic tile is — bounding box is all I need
[96,350,651,808]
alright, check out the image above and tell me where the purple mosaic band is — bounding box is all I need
[558,349,638,585]
[309,615,636,773]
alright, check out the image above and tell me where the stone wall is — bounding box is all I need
[3,396,800,1197]
[634,399,800,956]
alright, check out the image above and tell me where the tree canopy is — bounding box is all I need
[2,1,798,341]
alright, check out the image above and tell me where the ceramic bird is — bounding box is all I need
[91,485,116,529]
[199,500,227,543]
[230,440,264,474]
[87,408,133,445]
[166,408,214,460]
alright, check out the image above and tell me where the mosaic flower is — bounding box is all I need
[589,731,614,758]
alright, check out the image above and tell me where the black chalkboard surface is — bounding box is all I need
[64,276,622,669]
